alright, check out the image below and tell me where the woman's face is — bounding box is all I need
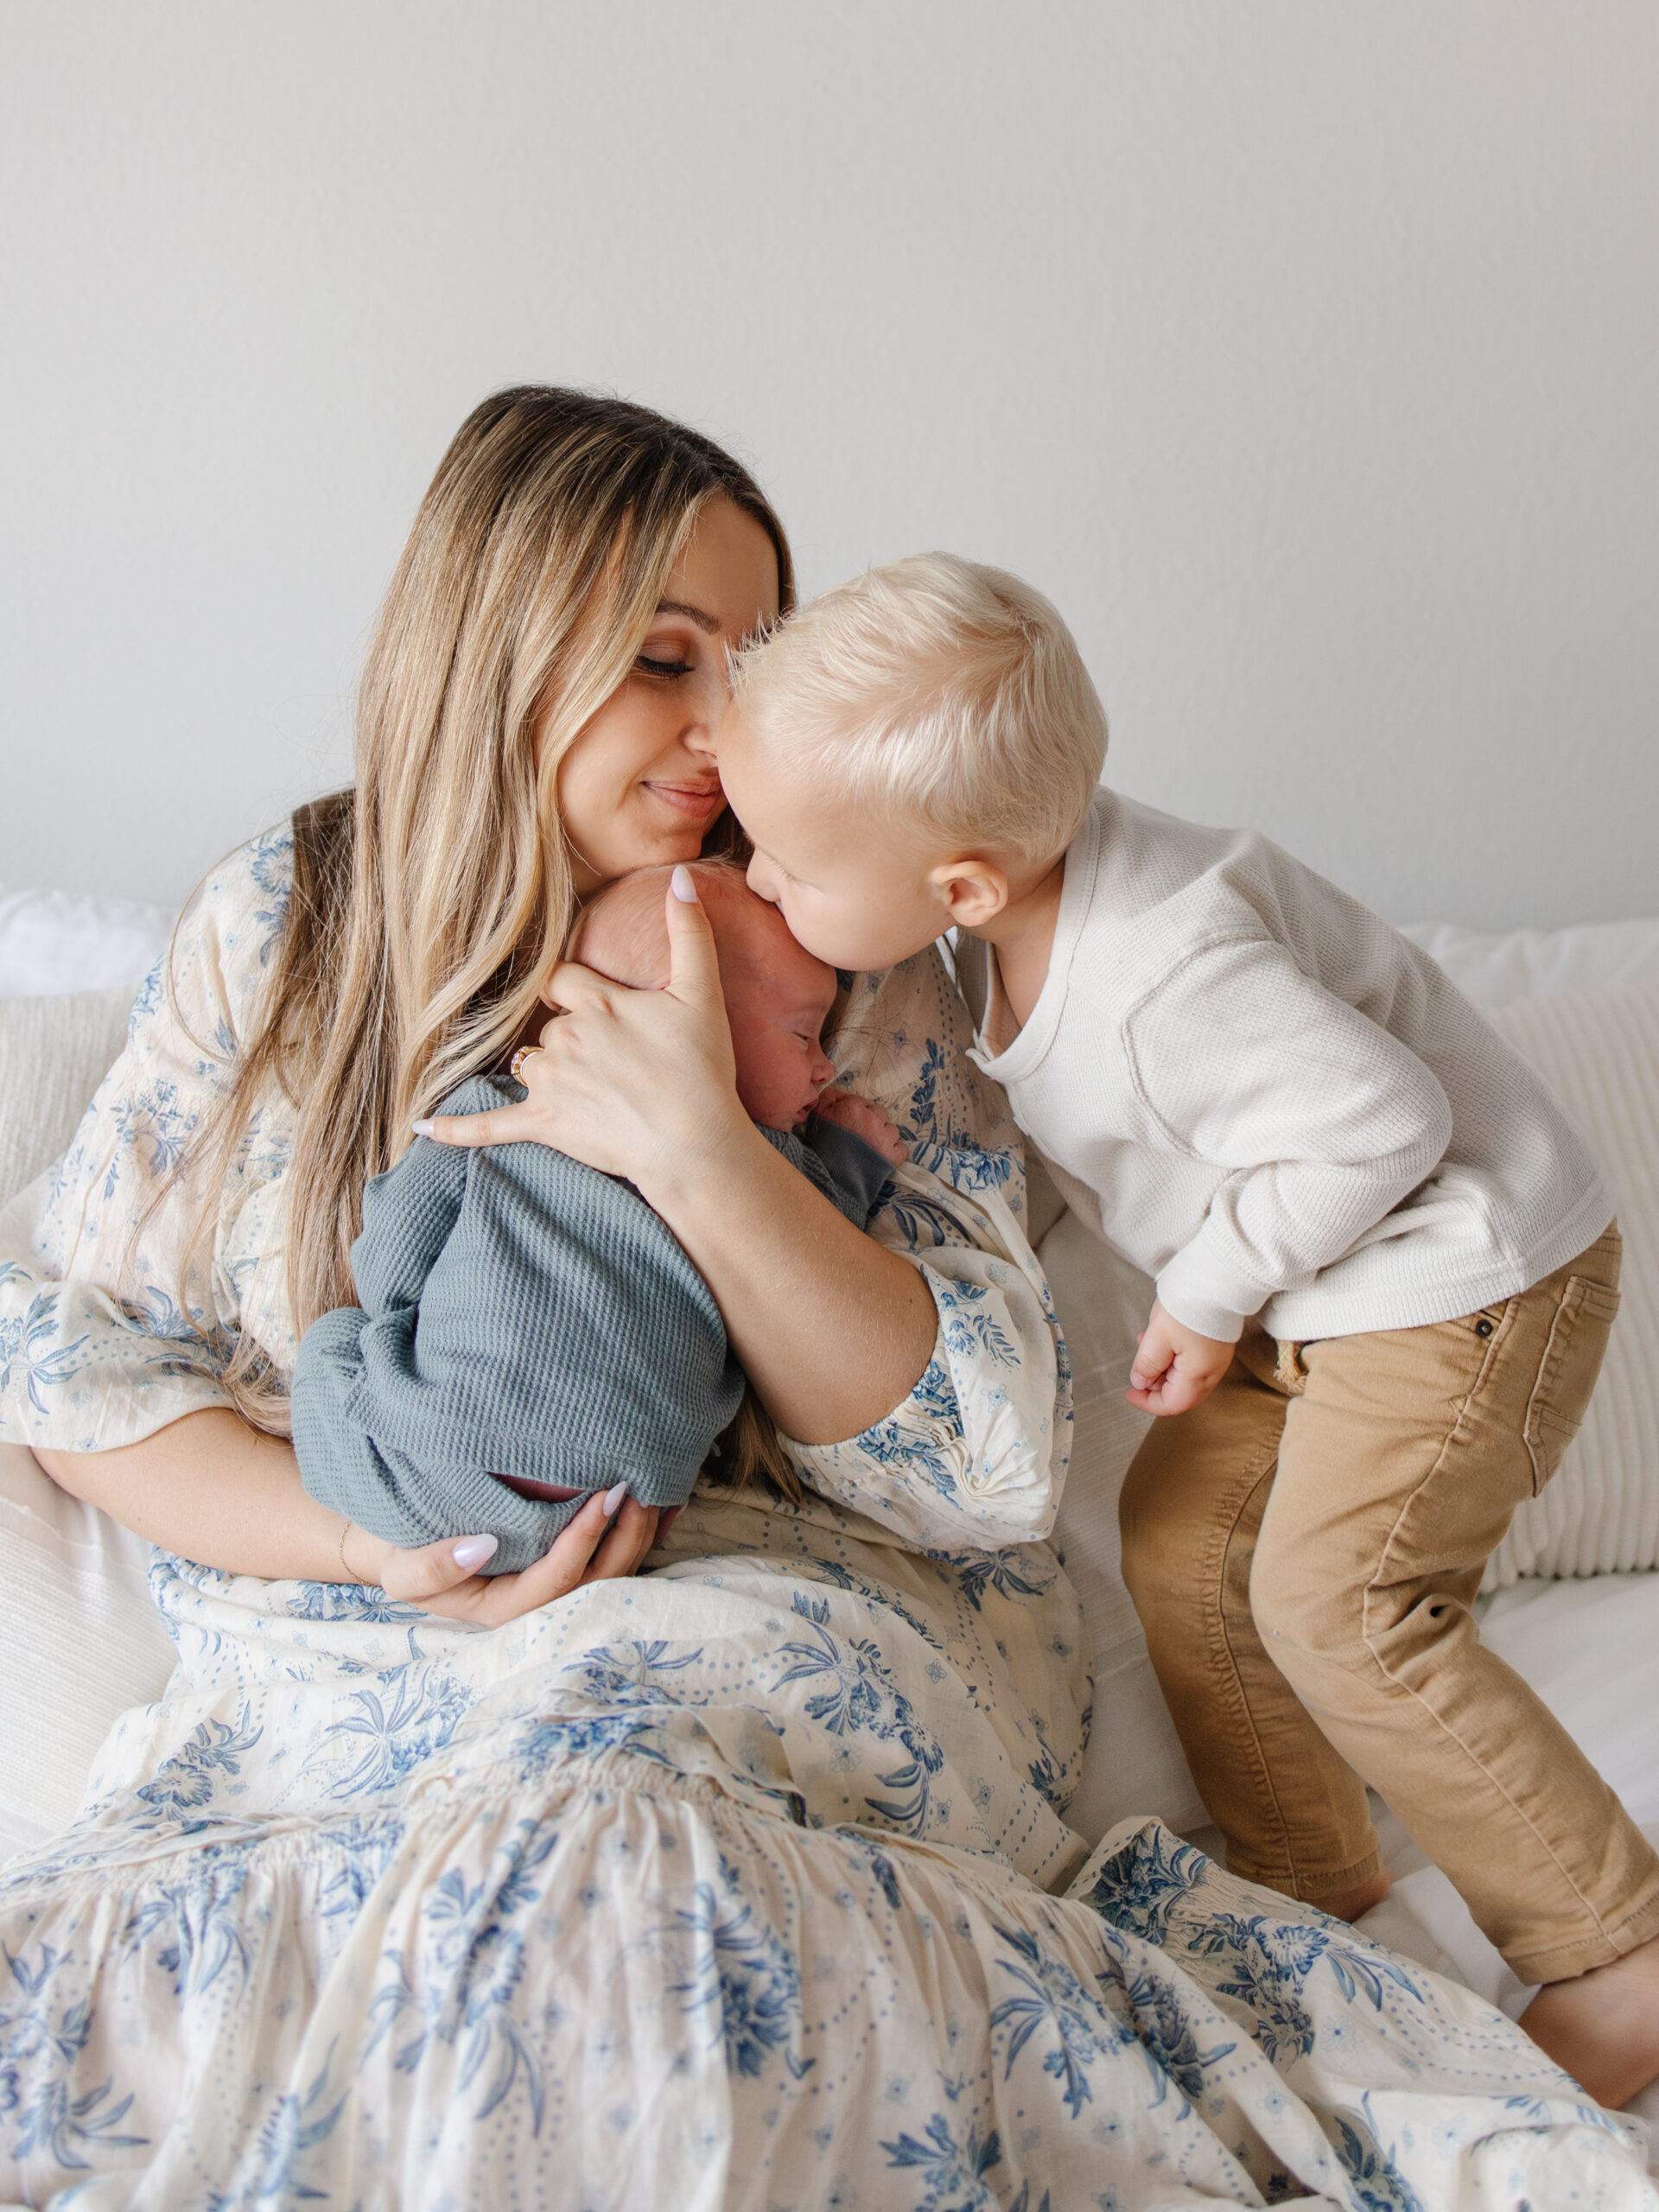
[554,497,781,893]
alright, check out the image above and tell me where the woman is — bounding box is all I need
[10,388,977,1603]
[0,391,1643,2207]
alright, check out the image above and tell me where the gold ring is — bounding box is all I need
[509,1044,539,1084]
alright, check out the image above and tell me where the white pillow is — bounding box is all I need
[1400,915,1659,1011]
[0,1441,178,1861]
[0,882,174,999]
[1483,984,1659,1585]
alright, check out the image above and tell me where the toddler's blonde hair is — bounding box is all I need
[729,552,1108,861]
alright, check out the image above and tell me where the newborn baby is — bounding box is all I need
[290,860,904,1572]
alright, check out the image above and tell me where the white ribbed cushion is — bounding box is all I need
[0,985,136,1207]
[1,985,179,1861]
[1484,984,1659,1586]
[1041,1205,1203,1840]
[0,1442,178,1860]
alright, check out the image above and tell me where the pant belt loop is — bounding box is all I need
[1274,1338,1309,1395]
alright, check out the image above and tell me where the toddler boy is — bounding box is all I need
[716,552,1658,2108]
[292,861,903,1571]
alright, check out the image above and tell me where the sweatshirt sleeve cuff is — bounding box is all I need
[798,1118,894,1225]
[1153,1245,1263,1344]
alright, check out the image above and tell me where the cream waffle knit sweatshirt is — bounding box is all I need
[957,790,1612,1344]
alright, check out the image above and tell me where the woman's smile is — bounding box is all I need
[644,777,724,820]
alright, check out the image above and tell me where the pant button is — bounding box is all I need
[1475,1319,1493,1338]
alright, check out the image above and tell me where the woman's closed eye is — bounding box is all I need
[636,652,696,679]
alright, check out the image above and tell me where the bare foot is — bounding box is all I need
[1308,1868,1393,1923]
[1520,1929,1659,2108]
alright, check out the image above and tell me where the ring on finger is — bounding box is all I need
[509,1044,540,1084]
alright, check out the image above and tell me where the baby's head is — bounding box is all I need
[719,552,1108,970]
[567,861,838,1131]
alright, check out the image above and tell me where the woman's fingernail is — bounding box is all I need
[451,1534,498,1572]
[670,865,698,903]
[602,1480,628,1516]
[411,1119,436,1138]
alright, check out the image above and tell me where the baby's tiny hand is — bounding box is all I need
[1127,1300,1235,1417]
[816,1089,908,1167]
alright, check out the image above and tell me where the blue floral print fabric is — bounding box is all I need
[0,832,1651,2206]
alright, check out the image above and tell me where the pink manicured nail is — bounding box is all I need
[670,866,698,903]
[411,1119,436,1138]
[452,1534,498,1571]
[602,1481,628,1516]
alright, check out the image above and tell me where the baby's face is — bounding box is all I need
[717,897,840,1130]
[717,709,948,973]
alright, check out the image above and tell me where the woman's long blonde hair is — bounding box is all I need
[178,387,793,1441]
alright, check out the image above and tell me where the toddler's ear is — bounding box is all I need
[930,857,1010,930]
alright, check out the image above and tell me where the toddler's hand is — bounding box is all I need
[1127,1300,1234,1416]
[816,1089,908,1167]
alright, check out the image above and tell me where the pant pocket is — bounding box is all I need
[1524,1275,1622,1494]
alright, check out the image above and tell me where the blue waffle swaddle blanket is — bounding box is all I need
[292,1074,890,1570]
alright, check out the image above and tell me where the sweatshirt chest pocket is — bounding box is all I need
[1523,1274,1622,1495]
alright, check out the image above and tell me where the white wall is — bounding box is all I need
[3,2,1656,927]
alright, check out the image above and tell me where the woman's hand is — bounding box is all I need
[416,868,746,1190]
[35,1412,674,1613]
[347,1490,673,1625]
[418,868,938,1444]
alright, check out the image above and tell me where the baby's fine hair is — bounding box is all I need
[565,858,751,986]
[728,552,1108,862]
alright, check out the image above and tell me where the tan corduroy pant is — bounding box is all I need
[1119,1223,1659,1983]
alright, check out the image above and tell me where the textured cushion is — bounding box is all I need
[0,986,136,1208]
[0,984,178,1860]
[1041,1208,1197,1837]
[1484,984,1659,1585]
[0,1440,178,1861]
